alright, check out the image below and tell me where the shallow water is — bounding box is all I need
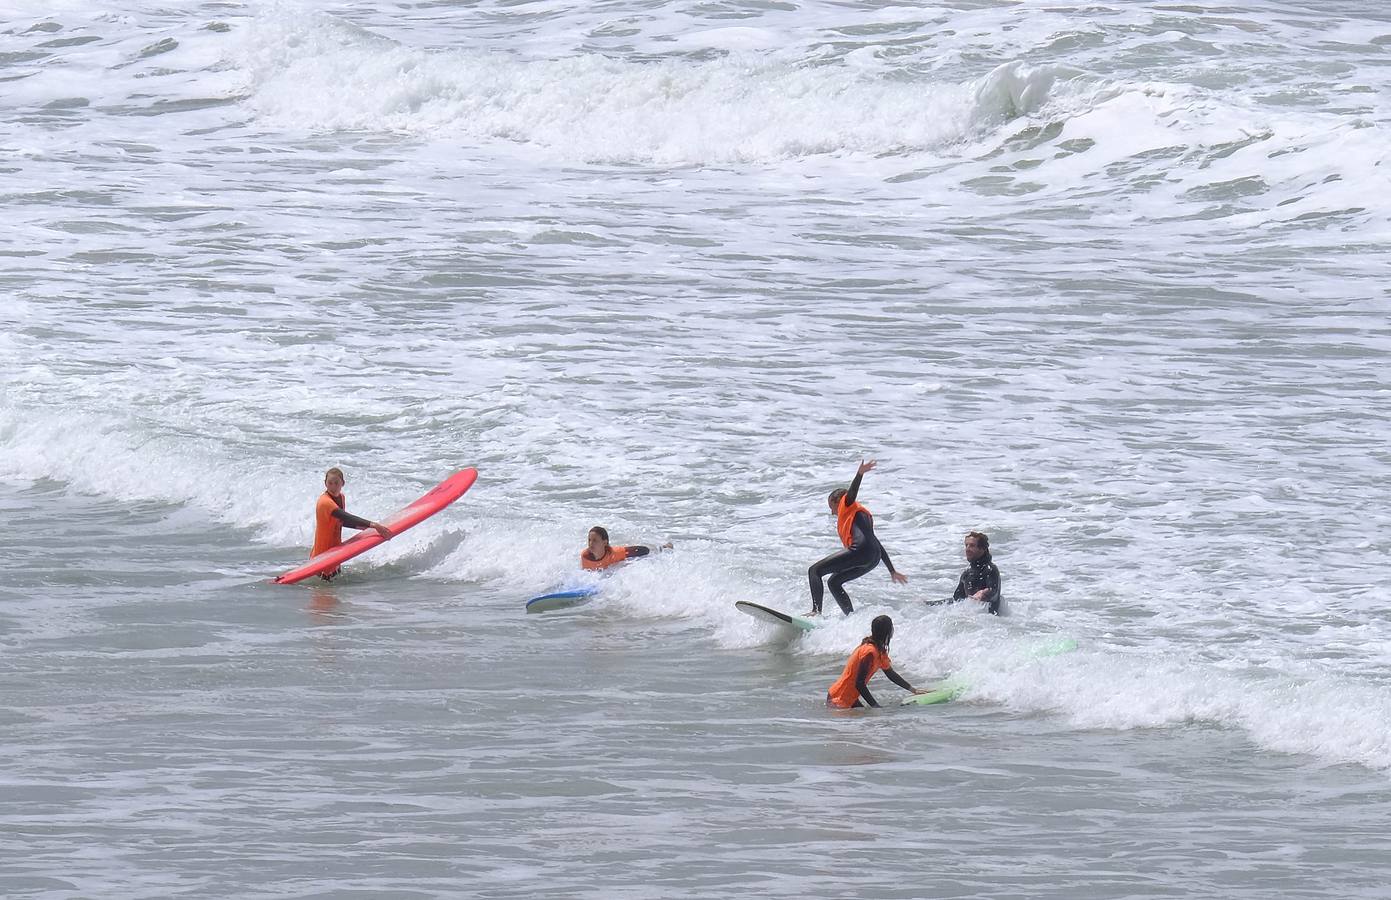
[2,1,1390,896]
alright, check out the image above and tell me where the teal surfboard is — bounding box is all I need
[735,601,819,632]
[525,587,598,614]
[901,636,1078,706]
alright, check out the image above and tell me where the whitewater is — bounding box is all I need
[2,1,1389,897]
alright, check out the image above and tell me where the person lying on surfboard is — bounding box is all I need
[313,467,392,580]
[826,615,926,708]
[806,459,907,617]
[580,525,671,571]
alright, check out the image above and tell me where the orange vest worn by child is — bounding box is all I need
[826,640,891,708]
[836,496,871,548]
[312,492,346,557]
[580,545,631,571]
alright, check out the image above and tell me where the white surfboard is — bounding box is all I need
[734,601,819,632]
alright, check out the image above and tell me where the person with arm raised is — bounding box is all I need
[805,459,908,617]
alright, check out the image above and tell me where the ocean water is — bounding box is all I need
[2,1,1390,897]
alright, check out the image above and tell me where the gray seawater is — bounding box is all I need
[6,489,1390,899]
[3,1,1391,897]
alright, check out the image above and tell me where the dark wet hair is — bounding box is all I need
[828,488,847,507]
[966,531,989,550]
[588,526,609,544]
[868,614,894,652]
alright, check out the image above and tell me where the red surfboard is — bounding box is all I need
[272,468,478,585]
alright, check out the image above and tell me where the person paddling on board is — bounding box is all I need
[580,526,671,571]
[312,467,392,581]
[806,459,907,617]
[826,615,926,708]
[927,531,1002,615]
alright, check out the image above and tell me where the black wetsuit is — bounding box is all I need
[950,554,1001,615]
[808,472,899,615]
[329,501,373,532]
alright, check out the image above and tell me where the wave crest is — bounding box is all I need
[234,14,1057,164]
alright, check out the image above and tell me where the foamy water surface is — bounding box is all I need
[2,1,1390,897]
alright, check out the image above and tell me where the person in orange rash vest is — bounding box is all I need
[312,467,392,580]
[579,525,670,571]
[806,459,908,617]
[826,615,926,709]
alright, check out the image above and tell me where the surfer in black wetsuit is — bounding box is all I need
[933,531,1001,615]
[806,460,907,617]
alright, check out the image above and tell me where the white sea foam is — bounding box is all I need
[231,12,1031,165]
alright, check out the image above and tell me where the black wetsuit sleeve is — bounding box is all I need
[884,667,913,692]
[953,563,1001,606]
[855,655,880,708]
[849,512,895,574]
[983,565,1001,602]
[625,546,651,559]
[844,470,866,506]
[331,508,373,530]
[879,545,897,575]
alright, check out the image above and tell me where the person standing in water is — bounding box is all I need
[312,467,392,580]
[806,459,907,617]
[580,526,671,571]
[950,531,1002,615]
[826,614,925,708]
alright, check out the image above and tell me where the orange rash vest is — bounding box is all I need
[312,491,345,557]
[836,496,871,548]
[827,641,892,708]
[580,545,631,571]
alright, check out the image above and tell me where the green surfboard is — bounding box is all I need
[901,676,969,706]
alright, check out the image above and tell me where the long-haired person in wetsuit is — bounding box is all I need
[312,467,392,581]
[826,615,926,708]
[806,459,907,617]
[580,526,671,571]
